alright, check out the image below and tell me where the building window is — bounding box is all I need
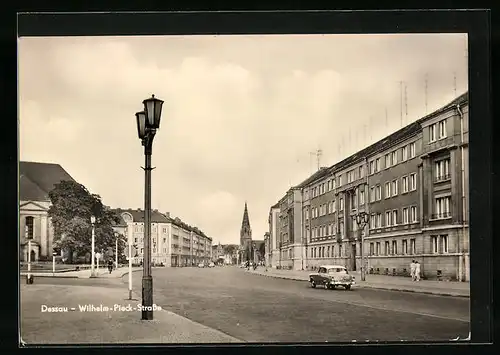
[134,238,138,243]
[376,213,382,228]
[370,161,375,174]
[435,159,450,181]
[402,146,408,161]
[163,238,166,243]
[391,151,398,165]
[141,248,144,254]
[391,180,398,196]
[429,123,437,142]
[385,182,391,199]
[402,240,408,255]
[375,185,382,201]
[410,173,417,191]
[370,214,375,229]
[441,235,448,253]
[375,158,381,172]
[409,142,416,158]
[384,241,390,255]
[402,176,409,193]
[332,200,336,212]
[370,187,375,202]
[339,198,344,211]
[332,179,336,189]
[359,190,365,205]
[347,170,355,183]
[339,221,344,237]
[392,240,397,255]
[376,242,381,255]
[385,154,391,169]
[435,196,451,219]
[438,119,447,139]
[392,210,398,225]
[25,216,34,239]
[410,206,417,222]
[402,208,409,224]
[369,243,374,256]
[359,166,364,178]
[351,192,357,210]
[339,244,343,257]
[135,226,139,232]
[338,175,343,186]
[385,211,392,227]
[410,238,416,254]
[431,236,438,254]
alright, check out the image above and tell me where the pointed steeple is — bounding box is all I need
[242,201,250,229]
[240,201,252,242]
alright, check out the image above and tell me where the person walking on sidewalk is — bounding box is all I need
[415,261,421,281]
[410,260,416,281]
[107,259,113,274]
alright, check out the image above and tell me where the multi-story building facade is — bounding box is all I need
[114,209,212,267]
[268,92,469,281]
[268,203,280,268]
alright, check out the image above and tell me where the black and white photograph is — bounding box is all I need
[18,23,472,344]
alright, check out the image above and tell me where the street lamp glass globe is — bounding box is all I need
[356,215,362,225]
[90,215,96,224]
[135,111,147,140]
[363,213,369,224]
[143,94,164,129]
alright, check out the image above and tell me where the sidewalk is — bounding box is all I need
[246,268,469,298]
[20,283,242,344]
[20,266,143,279]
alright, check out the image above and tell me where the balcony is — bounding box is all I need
[430,212,451,220]
[435,174,451,183]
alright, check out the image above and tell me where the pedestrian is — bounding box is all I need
[410,260,416,281]
[415,260,421,281]
[107,259,113,274]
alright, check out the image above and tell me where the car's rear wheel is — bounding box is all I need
[310,279,316,288]
[345,285,351,290]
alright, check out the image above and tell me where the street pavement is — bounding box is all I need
[20,280,241,344]
[129,266,470,342]
[20,266,142,279]
[245,267,470,297]
[20,266,470,344]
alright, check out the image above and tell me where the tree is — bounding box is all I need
[48,180,125,264]
[258,242,266,260]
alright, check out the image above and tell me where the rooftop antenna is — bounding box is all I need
[309,151,316,175]
[453,71,457,97]
[404,83,408,124]
[424,72,428,114]
[316,149,323,170]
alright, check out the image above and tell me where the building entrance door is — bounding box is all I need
[351,243,356,271]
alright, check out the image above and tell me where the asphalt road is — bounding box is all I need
[128,266,469,342]
[33,267,469,342]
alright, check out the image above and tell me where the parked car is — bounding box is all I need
[198,263,205,268]
[309,265,355,290]
[208,262,215,268]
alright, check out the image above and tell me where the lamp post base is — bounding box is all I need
[141,275,153,320]
[129,289,133,300]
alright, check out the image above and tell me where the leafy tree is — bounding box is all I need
[48,180,126,264]
[258,242,266,260]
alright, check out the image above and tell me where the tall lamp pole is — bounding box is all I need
[114,231,119,270]
[90,216,96,277]
[135,94,164,321]
[26,225,33,284]
[353,211,369,281]
[128,231,133,300]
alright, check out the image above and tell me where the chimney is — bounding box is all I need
[164,212,170,218]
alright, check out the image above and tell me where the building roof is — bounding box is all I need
[295,167,331,188]
[19,161,77,202]
[241,201,251,229]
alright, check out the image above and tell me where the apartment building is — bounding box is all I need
[268,92,469,281]
[268,203,280,268]
[114,209,212,267]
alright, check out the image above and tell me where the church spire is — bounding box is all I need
[242,201,250,229]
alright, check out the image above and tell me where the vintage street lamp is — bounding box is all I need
[114,231,119,270]
[26,225,33,284]
[353,211,370,281]
[135,94,164,321]
[90,215,96,277]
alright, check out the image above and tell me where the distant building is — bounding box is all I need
[113,208,212,267]
[19,161,77,262]
[239,202,253,263]
[268,92,469,281]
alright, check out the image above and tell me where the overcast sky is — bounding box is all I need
[18,34,468,245]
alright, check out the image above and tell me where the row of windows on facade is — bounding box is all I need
[306,205,419,239]
[307,235,448,259]
[307,142,419,200]
[133,236,210,250]
[136,247,211,255]
[132,225,209,241]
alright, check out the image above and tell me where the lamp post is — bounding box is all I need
[135,94,164,321]
[353,211,369,281]
[128,231,133,300]
[52,251,57,276]
[90,215,96,277]
[26,225,32,284]
[114,231,119,270]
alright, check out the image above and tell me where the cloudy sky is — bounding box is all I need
[18,34,468,245]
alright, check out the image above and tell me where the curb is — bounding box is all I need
[120,269,143,278]
[20,274,79,279]
[247,271,469,298]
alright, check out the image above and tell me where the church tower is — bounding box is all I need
[240,202,253,261]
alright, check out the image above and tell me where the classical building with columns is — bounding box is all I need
[269,92,469,281]
[19,161,77,262]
